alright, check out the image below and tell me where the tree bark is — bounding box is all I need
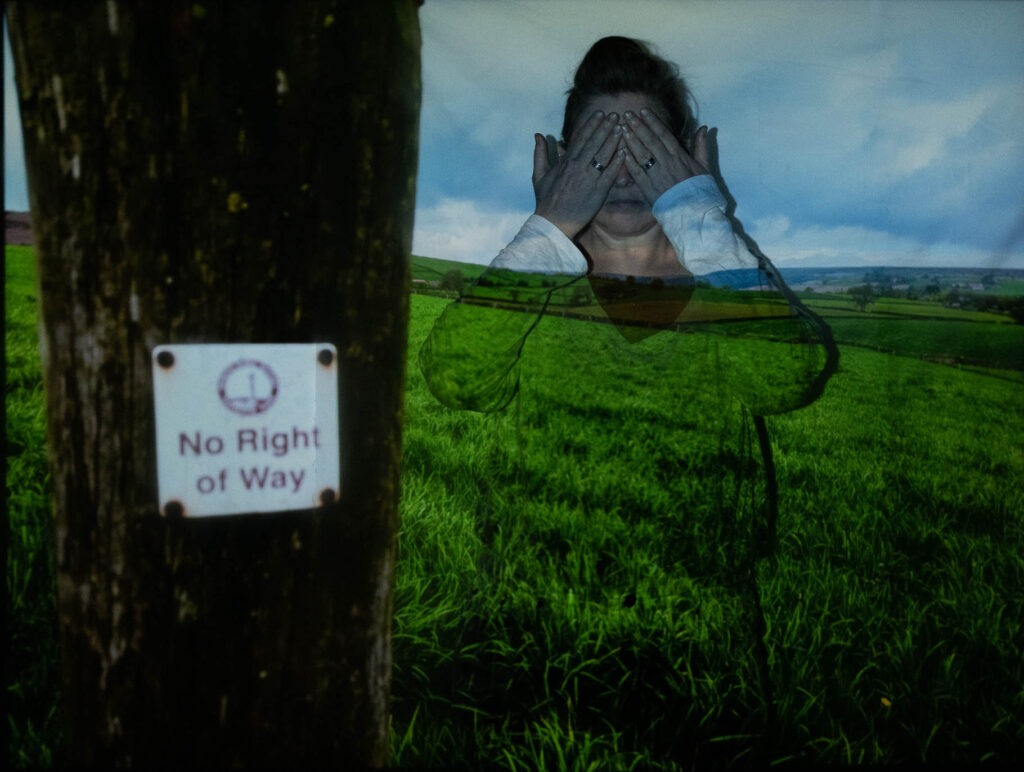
[7,1,420,766]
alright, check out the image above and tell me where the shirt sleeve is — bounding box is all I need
[652,176,838,415]
[490,214,589,275]
[652,174,754,275]
[418,215,590,413]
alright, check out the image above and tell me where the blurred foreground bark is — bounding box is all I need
[7,1,420,766]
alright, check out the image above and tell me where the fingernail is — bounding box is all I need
[641,108,650,116]
[613,125,622,134]
[595,110,604,118]
[624,111,634,120]
[607,112,618,121]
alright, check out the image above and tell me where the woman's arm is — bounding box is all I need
[620,107,837,413]
[419,112,626,413]
[418,214,589,412]
[651,173,838,415]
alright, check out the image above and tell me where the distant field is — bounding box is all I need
[988,280,1024,296]
[411,254,1024,374]
[800,295,1013,323]
[8,246,1024,768]
[411,254,489,283]
[780,266,1024,298]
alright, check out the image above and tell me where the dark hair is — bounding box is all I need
[562,37,695,145]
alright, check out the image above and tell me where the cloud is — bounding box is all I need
[751,217,1022,269]
[751,214,791,244]
[871,86,1004,179]
[413,198,532,265]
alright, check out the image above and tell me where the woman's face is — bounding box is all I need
[570,92,674,238]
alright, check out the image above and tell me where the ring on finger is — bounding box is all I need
[643,156,657,171]
[590,158,606,172]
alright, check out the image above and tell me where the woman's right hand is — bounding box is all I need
[532,111,625,239]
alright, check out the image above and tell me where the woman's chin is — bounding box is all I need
[593,206,658,237]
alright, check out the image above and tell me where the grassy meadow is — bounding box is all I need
[6,246,61,767]
[7,244,1024,767]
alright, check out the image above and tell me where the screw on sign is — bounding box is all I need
[151,344,340,517]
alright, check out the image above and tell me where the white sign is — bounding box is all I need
[152,343,340,517]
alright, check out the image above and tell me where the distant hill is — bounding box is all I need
[9,228,1020,299]
[706,265,1024,293]
[5,211,33,246]
[412,254,1024,295]
[410,255,489,283]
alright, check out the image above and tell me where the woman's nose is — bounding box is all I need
[613,165,635,187]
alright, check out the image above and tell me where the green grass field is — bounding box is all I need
[6,246,61,768]
[7,246,1024,768]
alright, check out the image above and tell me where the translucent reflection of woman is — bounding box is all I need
[419,36,837,733]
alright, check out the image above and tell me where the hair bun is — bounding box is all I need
[562,37,694,145]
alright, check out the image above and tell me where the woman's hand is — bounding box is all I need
[620,108,710,204]
[532,111,626,239]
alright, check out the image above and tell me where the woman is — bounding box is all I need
[421,36,834,414]
[418,36,836,747]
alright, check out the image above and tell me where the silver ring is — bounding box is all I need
[643,156,657,170]
[590,158,606,172]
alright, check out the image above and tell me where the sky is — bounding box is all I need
[6,1,1024,269]
[4,18,27,213]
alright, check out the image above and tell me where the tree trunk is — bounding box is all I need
[7,1,420,766]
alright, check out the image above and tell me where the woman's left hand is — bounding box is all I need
[619,108,710,204]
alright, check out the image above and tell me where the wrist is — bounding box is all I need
[651,174,725,217]
[534,210,580,240]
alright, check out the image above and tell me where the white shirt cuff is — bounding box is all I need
[652,174,727,217]
[490,213,589,276]
[652,175,751,274]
